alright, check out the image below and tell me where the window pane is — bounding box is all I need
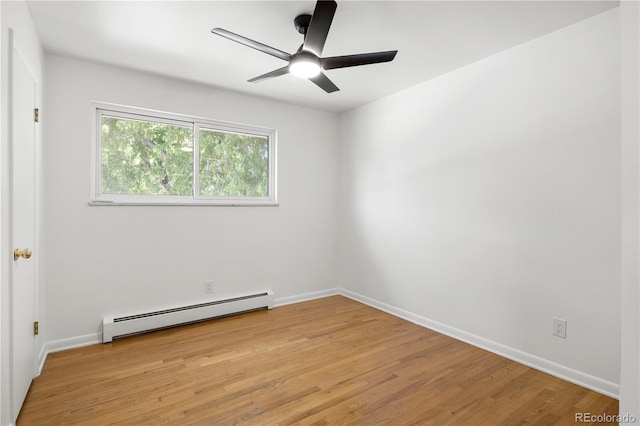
[199,129,269,197]
[101,115,193,196]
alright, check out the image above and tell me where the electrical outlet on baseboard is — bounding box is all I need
[552,317,567,338]
[205,280,215,294]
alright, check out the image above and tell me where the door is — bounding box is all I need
[11,46,36,420]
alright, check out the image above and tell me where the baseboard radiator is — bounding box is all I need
[102,290,274,343]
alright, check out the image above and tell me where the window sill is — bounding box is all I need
[88,199,279,207]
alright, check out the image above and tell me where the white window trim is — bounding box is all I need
[90,102,278,206]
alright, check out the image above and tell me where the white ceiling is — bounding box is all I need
[26,0,617,113]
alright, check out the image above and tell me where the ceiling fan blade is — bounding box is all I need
[321,51,398,70]
[211,28,291,62]
[248,66,290,83]
[303,0,337,57]
[310,72,339,93]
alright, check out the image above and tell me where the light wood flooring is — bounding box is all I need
[18,296,618,425]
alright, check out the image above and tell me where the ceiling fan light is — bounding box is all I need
[289,53,321,78]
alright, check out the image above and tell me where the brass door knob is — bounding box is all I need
[14,248,32,261]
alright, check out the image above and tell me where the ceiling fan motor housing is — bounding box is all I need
[294,14,312,34]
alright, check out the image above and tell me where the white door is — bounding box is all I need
[11,46,36,421]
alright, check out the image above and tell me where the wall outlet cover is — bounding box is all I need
[552,317,567,338]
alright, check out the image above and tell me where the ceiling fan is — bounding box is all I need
[211,0,398,93]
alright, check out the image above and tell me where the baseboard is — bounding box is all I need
[36,290,340,363]
[339,288,620,400]
[33,288,340,360]
[37,343,47,376]
[273,288,340,307]
[38,333,102,375]
[37,288,619,399]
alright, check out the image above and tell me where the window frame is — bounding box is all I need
[90,102,277,206]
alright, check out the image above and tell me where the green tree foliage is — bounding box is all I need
[101,115,270,198]
[199,129,269,197]
[101,116,193,195]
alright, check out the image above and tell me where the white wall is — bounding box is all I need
[338,9,620,396]
[0,1,45,424]
[42,55,339,344]
[620,0,640,421]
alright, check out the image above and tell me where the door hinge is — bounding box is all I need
[34,108,39,123]
[34,321,39,336]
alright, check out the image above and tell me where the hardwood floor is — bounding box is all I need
[18,296,617,425]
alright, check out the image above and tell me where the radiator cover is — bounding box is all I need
[102,290,274,343]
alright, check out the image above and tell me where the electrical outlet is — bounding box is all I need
[205,281,215,294]
[552,317,567,338]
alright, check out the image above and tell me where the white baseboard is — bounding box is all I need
[46,333,102,353]
[37,344,47,376]
[273,288,340,307]
[339,288,620,400]
[37,333,101,375]
[37,288,619,400]
[35,290,340,370]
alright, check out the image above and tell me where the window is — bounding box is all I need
[91,104,277,205]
